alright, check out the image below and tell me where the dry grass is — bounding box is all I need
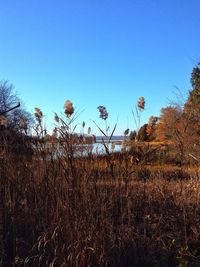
[1,127,200,267]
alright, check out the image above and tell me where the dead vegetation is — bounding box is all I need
[1,130,200,267]
[1,90,200,266]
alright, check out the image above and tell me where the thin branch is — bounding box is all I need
[0,102,20,115]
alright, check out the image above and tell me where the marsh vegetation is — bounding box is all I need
[1,63,200,266]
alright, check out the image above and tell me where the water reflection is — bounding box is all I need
[40,140,129,159]
[74,142,128,157]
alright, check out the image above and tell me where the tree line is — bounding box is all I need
[1,62,200,163]
[129,63,200,159]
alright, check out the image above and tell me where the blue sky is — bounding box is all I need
[0,0,200,135]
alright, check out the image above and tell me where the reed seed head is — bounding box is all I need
[137,97,145,111]
[97,106,108,120]
[34,107,43,123]
[64,100,74,117]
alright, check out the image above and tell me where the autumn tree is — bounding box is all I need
[138,124,148,141]
[155,105,189,164]
[180,63,200,161]
[146,116,158,141]
[155,106,182,142]
[129,130,137,141]
[155,63,200,163]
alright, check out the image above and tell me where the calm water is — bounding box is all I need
[74,142,129,157]
[47,143,128,159]
[43,138,129,159]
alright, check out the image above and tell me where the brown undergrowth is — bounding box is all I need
[1,107,200,267]
[1,142,200,267]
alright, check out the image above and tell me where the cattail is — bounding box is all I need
[0,116,8,127]
[34,107,43,123]
[137,97,145,111]
[97,105,108,120]
[54,113,60,123]
[82,121,85,128]
[64,100,74,117]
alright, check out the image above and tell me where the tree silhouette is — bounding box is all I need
[0,81,32,133]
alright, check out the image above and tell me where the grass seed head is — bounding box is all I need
[97,105,108,120]
[64,100,74,117]
[34,107,43,123]
[137,97,145,111]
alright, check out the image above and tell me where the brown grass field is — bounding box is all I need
[1,136,200,267]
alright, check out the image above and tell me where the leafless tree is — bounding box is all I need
[0,80,33,133]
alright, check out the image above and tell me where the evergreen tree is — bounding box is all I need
[189,62,200,104]
[138,124,148,142]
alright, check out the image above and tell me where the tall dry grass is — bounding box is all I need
[1,112,200,267]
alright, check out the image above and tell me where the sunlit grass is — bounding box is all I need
[1,106,200,267]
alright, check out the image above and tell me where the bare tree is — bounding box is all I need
[0,80,33,133]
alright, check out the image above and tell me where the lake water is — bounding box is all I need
[73,141,129,157]
[43,137,129,159]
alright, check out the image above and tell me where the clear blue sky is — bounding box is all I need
[0,0,200,135]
